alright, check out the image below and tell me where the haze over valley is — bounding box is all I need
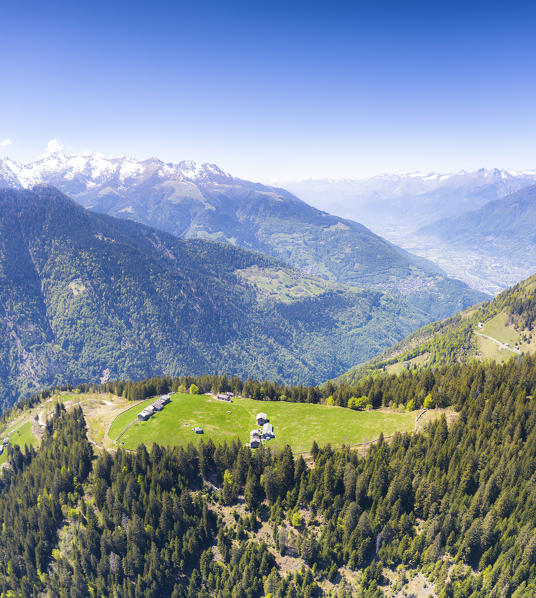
[283,169,536,294]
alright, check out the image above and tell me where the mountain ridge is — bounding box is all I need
[0,152,487,321]
[418,183,536,243]
[0,185,431,407]
[336,271,536,384]
[281,167,536,233]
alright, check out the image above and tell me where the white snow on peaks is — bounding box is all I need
[118,157,145,181]
[0,152,232,191]
[175,160,227,181]
[15,152,69,187]
[0,157,23,188]
[157,163,177,178]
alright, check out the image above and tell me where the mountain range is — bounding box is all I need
[282,168,536,233]
[283,169,536,294]
[0,152,486,321]
[0,186,433,407]
[419,182,536,257]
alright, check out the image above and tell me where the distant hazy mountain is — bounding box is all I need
[419,184,536,245]
[0,186,431,407]
[0,152,486,320]
[282,168,536,233]
[281,169,536,294]
[405,185,536,294]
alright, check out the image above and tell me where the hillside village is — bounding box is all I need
[137,394,171,420]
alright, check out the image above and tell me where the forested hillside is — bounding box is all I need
[0,154,487,320]
[0,186,429,408]
[338,272,536,385]
[1,357,536,596]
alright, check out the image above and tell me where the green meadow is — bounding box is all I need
[476,313,523,362]
[0,421,37,465]
[109,393,417,454]
[481,313,520,345]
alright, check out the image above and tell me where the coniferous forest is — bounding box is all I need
[1,356,536,596]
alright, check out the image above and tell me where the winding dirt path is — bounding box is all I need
[475,332,521,354]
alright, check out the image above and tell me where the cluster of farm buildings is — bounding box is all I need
[249,412,274,448]
[134,392,276,444]
[213,392,234,402]
[137,394,171,421]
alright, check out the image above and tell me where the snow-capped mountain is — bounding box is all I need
[4,153,534,226]
[0,152,231,192]
[284,168,536,197]
[0,157,26,189]
[281,168,536,233]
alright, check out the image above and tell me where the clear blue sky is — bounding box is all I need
[2,0,536,180]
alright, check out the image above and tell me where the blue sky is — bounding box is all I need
[2,0,536,180]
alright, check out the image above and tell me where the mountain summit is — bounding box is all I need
[0,152,486,321]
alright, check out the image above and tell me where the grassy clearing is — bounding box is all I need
[0,421,37,465]
[476,312,524,362]
[109,393,418,454]
[481,313,519,345]
[236,266,344,303]
[71,393,133,449]
[50,392,80,403]
[476,335,509,363]
[386,352,430,375]
[108,398,156,439]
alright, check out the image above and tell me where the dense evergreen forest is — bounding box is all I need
[48,356,508,412]
[1,357,536,596]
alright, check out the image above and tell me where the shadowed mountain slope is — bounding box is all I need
[0,186,429,407]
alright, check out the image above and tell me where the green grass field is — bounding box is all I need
[476,335,508,362]
[476,313,522,362]
[386,352,430,376]
[0,421,37,465]
[481,313,520,345]
[109,393,417,454]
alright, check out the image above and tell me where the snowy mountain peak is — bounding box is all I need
[0,157,23,189]
[175,160,226,180]
[0,153,232,191]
